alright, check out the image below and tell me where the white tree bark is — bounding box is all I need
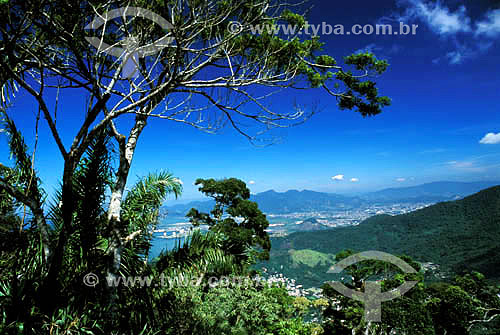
[107,115,147,276]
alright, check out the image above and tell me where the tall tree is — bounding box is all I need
[0,0,390,308]
[0,122,183,330]
[187,178,270,266]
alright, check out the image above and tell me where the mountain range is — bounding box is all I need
[164,181,500,215]
[263,185,500,287]
[361,181,500,202]
[293,218,329,232]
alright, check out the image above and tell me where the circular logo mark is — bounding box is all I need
[85,7,174,78]
[327,251,419,322]
[83,272,99,287]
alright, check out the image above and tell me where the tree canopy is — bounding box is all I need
[0,0,390,301]
[0,1,393,333]
[187,178,271,265]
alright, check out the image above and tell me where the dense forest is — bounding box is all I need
[266,186,500,286]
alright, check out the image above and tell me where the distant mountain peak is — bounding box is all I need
[164,181,500,215]
[260,189,278,194]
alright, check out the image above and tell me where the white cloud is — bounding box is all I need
[476,9,500,37]
[391,1,497,65]
[396,178,406,182]
[354,44,401,61]
[480,133,500,144]
[248,180,256,185]
[444,160,488,173]
[444,41,494,65]
[355,43,382,54]
[446,50,467,65]
[399,0,471,35]
[331,175,344,181]
[440,154,500,173]
[447,160,475,169]
[350,178,359,182]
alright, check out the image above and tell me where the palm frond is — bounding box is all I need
[0,108,44,204]
[155,229,240,279]
[122,171,182,221]
[73,129,113,265]
[45,129,113,295]
[0,108,50,265]
[0,79,18,108]
[0,164,19,230]
[120,171,183,264]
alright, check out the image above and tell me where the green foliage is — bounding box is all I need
[1,0,392,333]
[158,284,316,335]
[281,10,306,29]
[0,122,185,333]
[0,0,390,127]
[0,109,45,217]
[155,229,240,278]
[187,178,271,265]
[335,53,391,116]
[1,119,309,334]
[266,186,500,287]
[121,171,183,264]
[73,129,112,266]
[321,251,500,335]
[0,164,18,228]
[288,249,336,268]
[43,129,113,308]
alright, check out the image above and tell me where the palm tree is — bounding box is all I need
[0,110,184,332]
[118,171,183,276]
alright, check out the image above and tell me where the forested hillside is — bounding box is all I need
[265,186,500,287]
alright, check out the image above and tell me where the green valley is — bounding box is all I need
[264,186,500,287]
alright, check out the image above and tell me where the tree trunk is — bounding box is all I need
[33,206,50,263]
[106,115,147,277]
[40,158,75,313]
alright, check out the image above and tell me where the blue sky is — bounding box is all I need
[2,0,500,201]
